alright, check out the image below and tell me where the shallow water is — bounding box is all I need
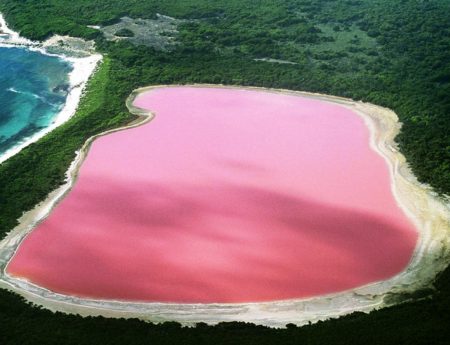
[0,47,72,157]
[8,87,418,303]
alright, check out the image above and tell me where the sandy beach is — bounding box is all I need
[0,13,102,164]
[0,83,449,327]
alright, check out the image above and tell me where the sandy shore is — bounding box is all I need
[0,13,102,164]
[0,14,34,46]
[0,84,449,328]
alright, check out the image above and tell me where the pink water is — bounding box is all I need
[7,87,418,303]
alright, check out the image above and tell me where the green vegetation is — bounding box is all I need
[0,0,449,344]
[114,28,134,37]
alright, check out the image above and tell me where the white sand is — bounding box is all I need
[0,14,34,46]
[0,13,102,164]
[0,84,449,328]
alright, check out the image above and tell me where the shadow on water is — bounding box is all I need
[9,174,417,302]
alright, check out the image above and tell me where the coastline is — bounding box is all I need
[0,13,102,164]
[0,84,449,327]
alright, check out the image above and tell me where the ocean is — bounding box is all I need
[0,46,73,158]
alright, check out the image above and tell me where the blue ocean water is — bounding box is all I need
[0,46,73,157]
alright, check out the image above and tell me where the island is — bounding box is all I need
[0,0,449,344]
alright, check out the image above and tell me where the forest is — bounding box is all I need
[0,0,449,344]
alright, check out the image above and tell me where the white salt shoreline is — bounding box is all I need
[0,84,449,328]
[0,13,102,164]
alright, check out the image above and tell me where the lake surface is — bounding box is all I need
[0,46,72,157]
[7,87,418,303]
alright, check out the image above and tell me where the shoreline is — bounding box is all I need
[0,13,102,164]
[0,84,449,327]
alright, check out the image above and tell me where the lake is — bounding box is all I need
[7,86,418,303]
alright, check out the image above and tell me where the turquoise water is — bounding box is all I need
[0,46,73,157]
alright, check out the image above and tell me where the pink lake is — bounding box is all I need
[7,87,418,303]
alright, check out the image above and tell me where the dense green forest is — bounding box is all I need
[0,0,449,344]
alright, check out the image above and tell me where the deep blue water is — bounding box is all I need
[0,46,73,157]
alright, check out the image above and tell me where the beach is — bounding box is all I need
[0,13,102,164]
[0,84,448,327]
